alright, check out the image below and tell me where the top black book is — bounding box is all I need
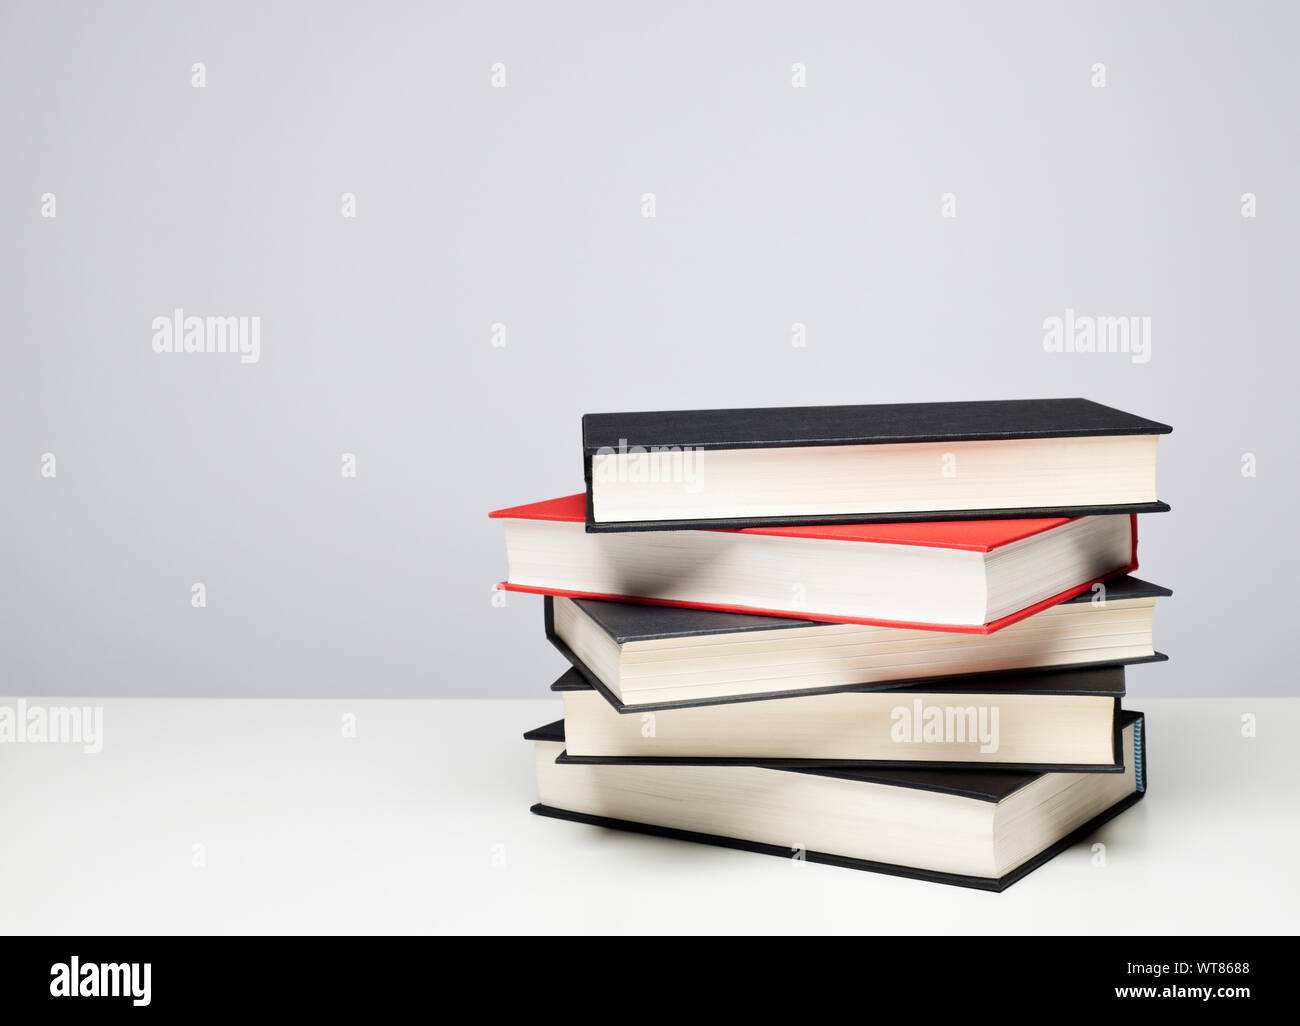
[583,398,1171,453]
[582,398,1171,531]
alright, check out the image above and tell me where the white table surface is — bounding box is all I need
[0,696,1294,934]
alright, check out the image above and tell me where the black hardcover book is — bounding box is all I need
[550,663,1129,772]
[526,712,1147,891]
[545,575,1170,711]
[582,397,1171,531]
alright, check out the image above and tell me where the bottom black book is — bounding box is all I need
[525,711,1146,891]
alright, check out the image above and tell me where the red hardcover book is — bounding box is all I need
[490,494,1139,634]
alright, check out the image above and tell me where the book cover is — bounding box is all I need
[527,711,1147,891]
[583,398,1171,531]
[492,494,1141,634]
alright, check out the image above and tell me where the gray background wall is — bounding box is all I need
[2,0,1295,698]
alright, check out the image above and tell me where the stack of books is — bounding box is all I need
[491,398,1172,890]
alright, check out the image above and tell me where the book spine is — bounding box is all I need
[1133,715,1146,792]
